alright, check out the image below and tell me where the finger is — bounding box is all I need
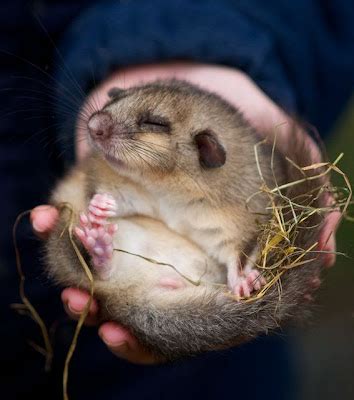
[30,205,59,239]
[61,288,99,326]
[98,322,159,364]
[318,210,341,268]
[323,231,336,268]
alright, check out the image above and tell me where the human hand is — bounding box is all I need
[30,205,157,364]
[32,62,340,363]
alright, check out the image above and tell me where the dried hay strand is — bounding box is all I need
[12,210,53,372]
[235,143,352,304]
[60,204,94,400]
[12,205,94,400]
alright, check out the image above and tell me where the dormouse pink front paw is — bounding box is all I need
[74,193,118,277]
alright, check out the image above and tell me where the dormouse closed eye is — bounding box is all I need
[138,113,171,134]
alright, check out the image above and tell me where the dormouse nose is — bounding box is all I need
[88,111,113,140]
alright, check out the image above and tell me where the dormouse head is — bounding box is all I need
[86,80,248,179]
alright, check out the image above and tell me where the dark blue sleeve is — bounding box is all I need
[56,0,354,160]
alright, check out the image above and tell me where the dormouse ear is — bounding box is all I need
[107,87,126,99]
[194,130,226,168]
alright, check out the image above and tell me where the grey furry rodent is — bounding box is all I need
[45,80,326,360]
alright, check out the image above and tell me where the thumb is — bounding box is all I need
[98,322,160,365]
[30,205,59,239]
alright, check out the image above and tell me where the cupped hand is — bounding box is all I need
[32,62,340,363]
[30,205,157,364]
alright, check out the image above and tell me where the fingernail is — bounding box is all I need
[66,302,82,315]
[67,297,92,314]
[99,327,126,345]
[32,220,45,233]
[104,340,129,353]
[99,333,128,350]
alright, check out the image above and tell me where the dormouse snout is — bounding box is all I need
[88,111,129,143]
[88,111,113,141]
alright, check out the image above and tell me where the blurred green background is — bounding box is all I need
[295,98,354,399]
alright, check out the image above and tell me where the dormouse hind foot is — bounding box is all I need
[74,193,118,278]
[233,268,266,299]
